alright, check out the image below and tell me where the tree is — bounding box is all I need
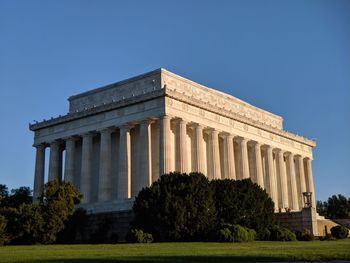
[0,185,9,200]
[0,181,82,245]
[317,194,350,219]
[40,180,82,243]
[0,186,32,209]
[132,172,216,241]
[211,179,275,233]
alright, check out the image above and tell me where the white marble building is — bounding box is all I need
[30,68,316,213]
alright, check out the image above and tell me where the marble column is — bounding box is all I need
[238,138,250,179]
[254,142,264,188]
[194,124,206,174]
[277,149,289,209]
[266,146,278,210]
[178,119,189,173]
[305,158,316,208]
[33,144,45,203]
[296,155,307,208]
[98,129,112,202]
[159,115,172,176]
[223,134,236,179]
[48,141,62,182]
[64,137,76,183]
[80,133,93,204]
[209,130,221,179]
[287,153,299,210]
[139,120,152,189]
[118,125,131,199]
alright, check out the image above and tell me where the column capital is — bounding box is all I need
[251,141,261,146]
[285,151,294,157]
[262,144,274,151]
[188,122,205,129]
[211,129,220,135]
[219,132,233,139]
[161,115,172,120]
[119,123,134,131]
[274,148,285,155]
[140,119,155,125]
[48,140,62,150]
[173,117,188,125]
[235,136,249,144]
[33,143,46,150]
[62,136,79,142]
[81,132,95,138]
[98,127,114,134]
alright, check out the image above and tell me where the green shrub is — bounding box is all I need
[217,228,233,242]
[295,229,313,241]
[330,225,349,239]
[215,224,256,242]
[257,227,271,240]
[126,229,153,243]
[319,233,335,241]
[246,228,257,241]
[230,224,248,242]
[211,179,275,231]
[132,172,216,241]
[269,225,296,241]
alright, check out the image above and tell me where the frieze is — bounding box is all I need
[169,98,312,153]
[162,72,283,130]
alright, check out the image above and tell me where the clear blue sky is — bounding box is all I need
[0,0,349,201]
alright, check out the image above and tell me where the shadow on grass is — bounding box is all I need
[26,256,293,263]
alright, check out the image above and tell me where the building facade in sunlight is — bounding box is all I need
[29,68,316,214]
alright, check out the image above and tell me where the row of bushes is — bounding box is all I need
[127,173,349,243]
[126,224,349,243]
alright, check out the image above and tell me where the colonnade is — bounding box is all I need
[33,115,315,211]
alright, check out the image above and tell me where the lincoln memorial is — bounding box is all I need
[29,68,316,214]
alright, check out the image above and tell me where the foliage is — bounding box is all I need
[295,229,313,241]
[0,215,8,246]
[319,233,335,241]
[216,224,256,243]
[56,208,88,244]
[126,229,153,243]
[317,194,350,219]
[0,186,32,209]
[246,228,257,241]
[268,225,296,241]
[210,178,275,233]
[0,185,9,201]
[7,204,45,245]
[40,180,82,244]
[330,225,349,239]
[132,172,216,241]
[0,181,81,245]
[257,227,271,241]
[217,227,233,242]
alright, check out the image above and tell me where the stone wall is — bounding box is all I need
[73,210,134,243]
[276,207,318,236]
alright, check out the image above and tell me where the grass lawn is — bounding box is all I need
[1,239,350,262]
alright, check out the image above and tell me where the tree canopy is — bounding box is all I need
[132,172,216,241]
[0,181,82,245]
[132,173,275,242]
[211,179,275,232]
[317,194,350,219]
